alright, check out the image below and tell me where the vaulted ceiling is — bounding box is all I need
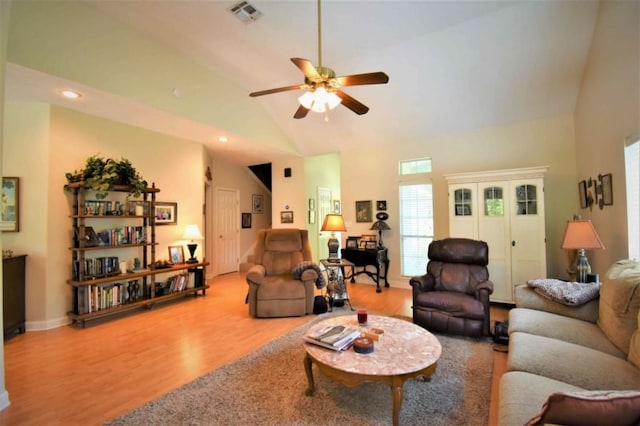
[4,0,599,166]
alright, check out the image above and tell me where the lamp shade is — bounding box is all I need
[183,224,204,241]
[369,220,391,231]
[561,220,605,250]
[321,214,347,232]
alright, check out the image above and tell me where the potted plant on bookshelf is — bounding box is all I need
[64,155,147,199]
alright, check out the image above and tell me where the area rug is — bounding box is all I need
[106,315,494,426]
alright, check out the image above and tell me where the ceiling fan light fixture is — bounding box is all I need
[298,86,341,113]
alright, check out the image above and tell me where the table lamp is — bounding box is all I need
[183,224,204,264]
[321,214,346,262]
[561,219,604,282]
[369,220,390,247]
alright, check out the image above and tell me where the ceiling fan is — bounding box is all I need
[249,0,389,119]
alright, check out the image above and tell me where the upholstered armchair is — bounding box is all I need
[409,238,494,337]
[246,228,319,318]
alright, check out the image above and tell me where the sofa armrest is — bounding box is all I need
[515,284,599,323]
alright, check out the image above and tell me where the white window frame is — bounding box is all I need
[625,135,639,260]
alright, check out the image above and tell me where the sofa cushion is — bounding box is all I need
[498,371,583,426]
[507,332,640,390]
[525,390,640,426]
[509,308,625,358]
[598,260,640,354]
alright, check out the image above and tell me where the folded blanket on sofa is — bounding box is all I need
[527,278,600,306]
[292,261,326,289]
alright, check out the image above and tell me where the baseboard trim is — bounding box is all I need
[26,316,71,331]
[0,389,10,412]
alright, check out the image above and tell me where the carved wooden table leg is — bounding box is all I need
[391,376,404,426]
[304,353,315,396]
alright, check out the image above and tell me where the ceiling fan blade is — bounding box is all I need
[294,105,310,119]
[336,91,369,115]
[335,72,389,87]
[291,58,322,81]
[249,84,307,97]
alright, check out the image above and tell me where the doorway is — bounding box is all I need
[215,187,239,275]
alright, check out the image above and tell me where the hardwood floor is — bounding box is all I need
[0,273,509,425]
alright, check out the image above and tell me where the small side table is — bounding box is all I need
[320,259,356,311]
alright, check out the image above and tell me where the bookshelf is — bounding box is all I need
[67,181,208,327]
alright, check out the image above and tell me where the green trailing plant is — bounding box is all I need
[64,155,147,199]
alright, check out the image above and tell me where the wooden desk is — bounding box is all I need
[340,247,389,293]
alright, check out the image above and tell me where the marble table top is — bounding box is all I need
[304,315,442,376]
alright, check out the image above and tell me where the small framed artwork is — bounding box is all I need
[359,240,367,248]
[346,237,360,249]
[252,194,263,214]
[332,200,341,214]
[578,180,587,209]
[308,210,316,224]
[308,198,315,210]
[355,200,373,222]
[155,202,177,225]
[365,241,377,249]
[376,200,387,211]
[601,173,613,206]
[280,211,294,224]
[1,177,19,232]
[242,212,252,229]
[168,245,185,264]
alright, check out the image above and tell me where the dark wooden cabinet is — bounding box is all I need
[340,247,389,293]
[3,254,27,339]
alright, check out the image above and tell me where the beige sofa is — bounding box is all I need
[498,260,640,425]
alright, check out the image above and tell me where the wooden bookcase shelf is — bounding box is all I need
[67,181,208,327]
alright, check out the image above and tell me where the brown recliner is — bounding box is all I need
[246,228,319,318]
[409,238,494,337]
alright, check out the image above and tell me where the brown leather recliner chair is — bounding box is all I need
[246,228,319,318]
[409,238,494,337]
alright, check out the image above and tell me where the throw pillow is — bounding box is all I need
[598,260,640,354]
[526,390,640,426]
[526,278,600,306]
[628,309,640,369]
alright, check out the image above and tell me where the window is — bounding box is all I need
[484,186,504,216]
[399,183,433,276]
[399,158,432,175]
[625,137,639,260]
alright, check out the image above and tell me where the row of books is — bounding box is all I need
[73,256,121,280]
[96,226,147,246]
[74,272,197,314]
[83,200,151,216]
[303,324,362,351]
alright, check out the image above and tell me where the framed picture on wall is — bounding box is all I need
[280,211,293,224]
[242,212,252,229]
[355,200,373,222]
[155,202,177,225]
[601,173,613,206]
[252,194,263,214]
[578,180,587,209]
[1,177,19,232]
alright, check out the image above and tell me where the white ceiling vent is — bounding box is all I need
[230,1,263,23]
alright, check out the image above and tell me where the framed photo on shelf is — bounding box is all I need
[601,173,613,206]
[346,237,360,249]
[242,212,252,229]
[280,211,294,224]
[252,194,263,214]
[168,245,185,264]
[1,176,19,232]
[155,202,177,225]
[365,241,377,249]
[355,200,373,222]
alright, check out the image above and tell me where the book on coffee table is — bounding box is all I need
[304,325,361,351]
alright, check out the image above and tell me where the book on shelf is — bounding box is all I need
[303,325,361,351]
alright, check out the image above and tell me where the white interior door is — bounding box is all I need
[215,187,239,275]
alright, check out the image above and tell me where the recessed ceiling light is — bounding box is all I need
[57,89,83,100]
[218,137,228,143]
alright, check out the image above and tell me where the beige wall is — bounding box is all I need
[3,104,208,328]
[574,0,640,275]
[341,114,578,287]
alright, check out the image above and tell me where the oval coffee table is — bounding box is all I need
[303,315,442,426]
